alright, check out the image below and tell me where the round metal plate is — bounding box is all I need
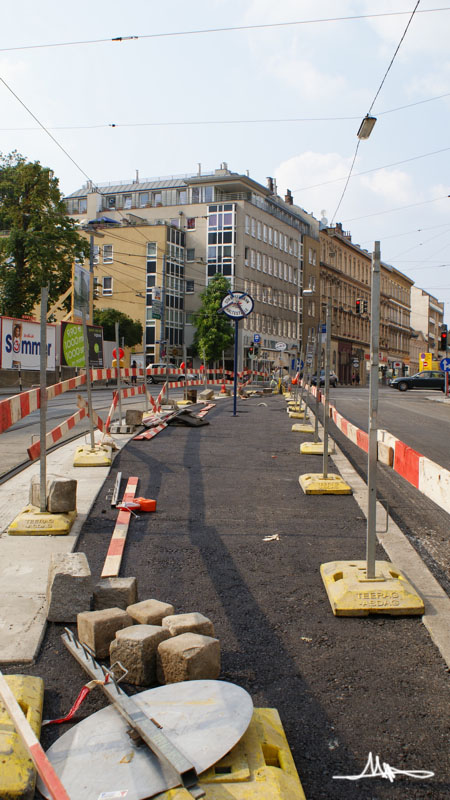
[38,680,253,800]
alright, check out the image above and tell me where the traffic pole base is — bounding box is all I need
[300,441,335,454]
[288,411,307,419]
[0,675,44,798]
[299,473,352,495]
[8,505,77,535]
[176,399,192,407]
[73,444,113,467]
[320,560,424,616]
[291,423,314,433]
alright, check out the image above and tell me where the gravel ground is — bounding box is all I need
[7,394,450,799]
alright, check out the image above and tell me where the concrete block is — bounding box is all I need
[94,577,138,610]
[377,440,394,467]
[125,409,143,427]
[77,607,133,658]
[127,598,174,625]
[30,475,77,512]
[157,633,220,684]
[110,624,170,685]
[46,553,92,622]
[162,612,214,638]
[199,389,214,401]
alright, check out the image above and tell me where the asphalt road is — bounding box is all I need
[8,394,450,800]
[328,385,450,470]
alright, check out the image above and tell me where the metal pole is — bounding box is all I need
[82,311,95,450]
[322,297,332,479]
[233,320,239,416]
[161,253,168,404]
[313,324,321,444]
[366,241,381,578]
[115,323,123,427]
[39,287,48,513]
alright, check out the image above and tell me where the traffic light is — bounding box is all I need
[440,324,448,351]
[355,298,361,314]
[249,345,254,356]
[254,345,259,356]
[362,299,368,313]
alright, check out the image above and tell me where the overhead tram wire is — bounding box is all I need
[1,7,449,53]
[330,1,421,225]
[3,90,450,132]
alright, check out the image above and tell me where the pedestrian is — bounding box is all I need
[131,360,137,385]
[355,372,360,386]
[351,372,355,385]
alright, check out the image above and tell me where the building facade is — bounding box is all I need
[65,165,320,369]
[410,286,445,360]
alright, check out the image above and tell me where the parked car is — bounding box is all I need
[390,370,445,392]
[311,369,338,388]
[147,364,198,383]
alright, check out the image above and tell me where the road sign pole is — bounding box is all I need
[314,324,321,444]
[367,241,381,579]
[82,311,95,451]
[322,298,332,479]
[39,287,48,513]
[115,323,123,427]
[233,320,239,416]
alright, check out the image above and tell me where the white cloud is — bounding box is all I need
[360,168,415,205]
[267,55,349,100]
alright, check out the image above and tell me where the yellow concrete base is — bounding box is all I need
[8,505,77,536]
[300,441,335,454]
[288,411,307,419]
[0,675,44,799]
[291,423,314,433]
[320,560,425,616]
[157,708,306,799]
[73,443,112,467]
[176,399,193,407]
[299,473,352,495]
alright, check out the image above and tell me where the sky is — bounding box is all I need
[1,0,450,324]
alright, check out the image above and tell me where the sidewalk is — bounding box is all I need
[1,392,449,799]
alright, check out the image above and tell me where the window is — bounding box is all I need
[251,250,256,268]
[268,257,273,275]
[245,246,249,265]
[284,235,288,252]
[107,196,116,209]
[263,224,267,242]
[268,227,272,245]
[124,195,132,209]
[103,244,113,263]
[257,221,262,240]
[78,198,87,213]
[288,265,293,283]
[153,191,162,206]
[245,215,250,234]
[140,192,149,207]
[187,217,196,229]
[147,242,157,257]
[284,264,288,281]
[257,252,261,271]
[102,277,112,295]
[251,218,256,237]
[263,254,267,273]
[274,230,278,248]
[186,248,195,261]
[185,280,195,293]
[178,189,187,204]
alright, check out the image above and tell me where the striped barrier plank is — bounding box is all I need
[101,477,139,578]
[27,408,88,461]
[0,388,41,434]
[134,422,169,441]
[393,440,423,489]
[76,395,105,432]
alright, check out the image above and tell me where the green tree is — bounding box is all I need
[93,308,143,347]
[0,151,90,318]
[192,273,234,362]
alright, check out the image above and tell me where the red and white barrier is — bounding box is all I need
[0,388,40,434]
[101,477,139,578]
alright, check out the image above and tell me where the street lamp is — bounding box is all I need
[357,115,377,140]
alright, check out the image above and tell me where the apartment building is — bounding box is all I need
[319,223,413,383]
[65,165,320,369]
[410,286,444,360]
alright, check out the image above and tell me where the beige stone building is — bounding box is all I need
[65,165,320,370]
[410,286,444,361]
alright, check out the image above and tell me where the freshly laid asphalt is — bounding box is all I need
[1,391,449,800]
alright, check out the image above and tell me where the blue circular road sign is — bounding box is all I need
[440,357,450,371]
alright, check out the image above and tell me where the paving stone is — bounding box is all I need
[110,624,170,685]
[46,553,92,622]
[157,633,220,684]
[30,475,77,512]
[93,577,138,610]
[77,608,133,658]
[127,599,174,625]
[199,389,214,401]
[125,409,143,427]
[162,612,214,637]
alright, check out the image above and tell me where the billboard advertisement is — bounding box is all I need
[60,322,104,368]
[0,317,56,370]
[73,263,91,322]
